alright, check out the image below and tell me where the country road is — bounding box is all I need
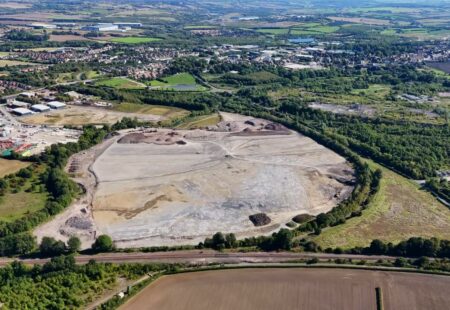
[0,250,399,267]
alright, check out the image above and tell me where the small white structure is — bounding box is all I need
[9,100,29,108]
[20,92,35,98]
[31,104,51,113]
[47,101,66,109]
[12,108,33,116]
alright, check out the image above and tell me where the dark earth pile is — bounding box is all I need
[249,213,271,226]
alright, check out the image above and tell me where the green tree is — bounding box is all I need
[67,236,81,253]
[92,235,114,252]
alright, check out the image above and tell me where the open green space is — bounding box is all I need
[108,37,162,44]
[256,28,289,35]
[96,77,146,89]
[313,160,450,249]
[0,191,47,222]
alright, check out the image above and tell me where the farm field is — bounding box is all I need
[120,268,450,310]
[108,37,162,44]
[113,103,189,119]
[96,77,146,89]
[20,105,165,126]
[314,160,450,249]
[0,159,29,178]
[90,113,354,247]
[0,60,36,67]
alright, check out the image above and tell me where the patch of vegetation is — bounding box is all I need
[175,113,221,129]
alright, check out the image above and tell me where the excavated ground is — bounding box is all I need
[89,113,354,247]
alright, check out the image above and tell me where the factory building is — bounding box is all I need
[113,22,143,28]
[47,101,66,109]
[31,104,51,113]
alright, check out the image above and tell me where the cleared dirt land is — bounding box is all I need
[120,268,450,310]
[20,105,174,126]
[91,113,354,247]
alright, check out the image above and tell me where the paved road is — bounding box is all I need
[0,250,398,267]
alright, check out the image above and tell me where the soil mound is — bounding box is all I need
[249,213,272,226]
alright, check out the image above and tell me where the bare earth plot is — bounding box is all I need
[120,268,450,310]
[20,105,166,126]
[90,113,354,247]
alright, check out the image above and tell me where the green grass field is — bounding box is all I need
[256,28,289,35]
[313,160,450,249]
[108,37,162,44]
[148,73,206,91]
[113,103,189,118]
[307,25,340,33]
[96,77,146,89]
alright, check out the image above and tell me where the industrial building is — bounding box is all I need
[12,108,33,116]
[31,104,51,113]
[113,22,142,28]
[47,101,66,109]
[82,23,119,32]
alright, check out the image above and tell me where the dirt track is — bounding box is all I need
[120,268,450,310]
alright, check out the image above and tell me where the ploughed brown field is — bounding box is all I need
[120,268,450,310]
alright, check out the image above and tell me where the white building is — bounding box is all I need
[82,23,119,32]
[12,108,33,116]
[31,104,51,112]
[47,101,66,109]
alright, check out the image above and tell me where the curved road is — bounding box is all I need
[0,250,399,267]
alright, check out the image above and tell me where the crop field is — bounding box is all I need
[108,37,162,44]
[20,105,165,126]
[113,103,189,119]
[0,159,29,178]
[48,34,91,42]
[120,268,450,310]
[0,60,36,67]
[90,113,354,247]
[148,73,205,91]
[328,16,391,25]
[314,160,450,249]
[96,77,146,89]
